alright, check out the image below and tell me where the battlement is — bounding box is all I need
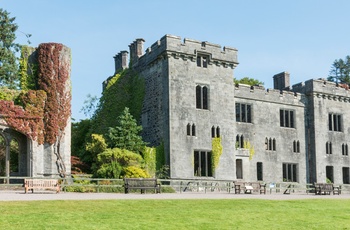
[292,78,350,100]
[234,83,302,105]
[140,34,238,67]
[111,34,238,71]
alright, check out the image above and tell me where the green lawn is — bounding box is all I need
[0,199,349,229]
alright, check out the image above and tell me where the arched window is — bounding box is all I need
[236,135,244,148]
[187,123,191,136]
[211,126,215,138]
[10,138,19,174]
[293,141,296,152]
[196,85,202,109]
[0,135,6,177]
[195,85,209,110]
[192,124,196,136]
[269,138,272,150]
[216,126,220,138]
[265,138,268,150]
[272,138,276,151]
[297,141,300,153]
[202,86,208,109]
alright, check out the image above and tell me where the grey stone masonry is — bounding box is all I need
[106,34,350,185]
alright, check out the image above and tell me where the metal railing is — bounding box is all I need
[0,176,349,194]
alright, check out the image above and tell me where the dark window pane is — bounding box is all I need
[201,151,206,176]
[187,124,191,136]
[196,85,201,109]
[192,124,196,136]
[285,110,289,127]
[207,152,212,177]
[236,103,241,122]
[290,111,294,128]
[247,105,251,123]
[197,56,201,67]
[338,115,342,131]
[241,104,246,122]
[257,162,263,181]
[280,110,284,127]
[202,57,207,68]
[212,126,215,138]
[334,114,338,131]
[194,151,199,176]
[329,114,333,131]
[216,127,220,138]
[202,86,208,109]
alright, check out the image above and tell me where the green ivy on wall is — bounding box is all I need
[92,69,145,136]
[212,137,223,170]
[19,45,38,90]
[244,141,255,160]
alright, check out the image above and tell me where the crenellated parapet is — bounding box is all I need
[134,34,239,70]
[292,78,350,103]
[234,83,303,105]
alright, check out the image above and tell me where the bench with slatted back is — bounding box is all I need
[24,179,60,193]
[124,178,161,194]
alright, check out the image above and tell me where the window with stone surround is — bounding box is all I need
[211,126,220,138]
[280,109,295,128]
[187,123,196,136]
[257,162,263,181]
[236,134,244,148]
[197,55,208,68]
[194,150,212,177]
[343,167,350,184]
[196,85,209,110]
[326,142,332,154]
[293,140,300,153]
[342,143,348,156]
[265,137,276,151]
[329,113,342,132]
[283,163,298,182]
[236,103,252,123]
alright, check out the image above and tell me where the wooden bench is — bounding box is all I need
[124,178,161,194]
[314,183,339,195]
[24,179,60,193]
[234,182,266,194]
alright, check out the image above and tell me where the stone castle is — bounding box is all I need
[106,34,350,184]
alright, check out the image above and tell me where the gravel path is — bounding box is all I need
[1,190,350,201]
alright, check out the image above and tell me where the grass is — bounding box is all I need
[0,199,350,229]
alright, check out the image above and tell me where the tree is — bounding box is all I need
[107,107,146,152]
[0,8,21,89]
[234,77,264,86]
[328,56,350,85]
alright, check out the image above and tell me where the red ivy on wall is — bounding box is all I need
[0,43,71,145]
[0,90,46,143]
[37,43,71,145]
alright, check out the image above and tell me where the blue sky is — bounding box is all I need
[2,0,350,121]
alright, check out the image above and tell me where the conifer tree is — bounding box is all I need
[107,107,146,152]
[0,8,21,89]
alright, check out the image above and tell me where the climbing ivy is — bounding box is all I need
[0,90,46,143]
[37,43,71,144]
[212,137,223,170]
[142,146,156,177]
[92,69,145,135]
[244,141,255,160]
[19,45,38,90]
[0,43,70,146]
